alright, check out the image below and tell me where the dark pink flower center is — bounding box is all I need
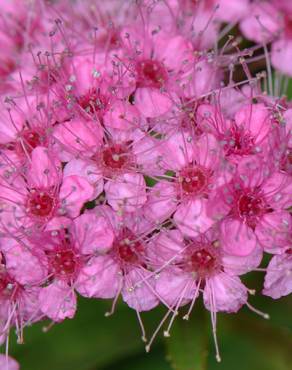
[236,191,269,228]
[101,144,130,170]
[179,166,210,196]
[0,58,16,77]
[51,249,78,276]
[18,129,42,154]
[0,264,17,299]
[27,190,56,218]
[114,229,144,265]
[184,245,220,279]
[284,16,292,39]
[224,125,254,156]
[281,148,292,174]
[136,59,168,88]
[181,102,203,135]
[78,88,108,115]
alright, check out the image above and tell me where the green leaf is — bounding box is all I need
[208,307,292,370]
[165,306,208,370]
[10,299,164,370]
[100,345,172,370]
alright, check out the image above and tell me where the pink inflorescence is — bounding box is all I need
[0,0,292,365]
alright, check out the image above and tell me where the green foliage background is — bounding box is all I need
[8,293,292,370]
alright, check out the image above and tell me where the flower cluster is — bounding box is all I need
[0,0,292,366]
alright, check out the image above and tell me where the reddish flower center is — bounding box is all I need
[102,144,130,170]
[27,190,55,218]
[136,59,168,88]
[225,125,254,156]
[184,245,220,279]
[51,249,78,277]
[237,192,268,228]
[114,229,144,265]
[0,273,11,293]
[0,268,16,299]
[281,148,292,174]
[284,16,292,39]
[78,88,108,115]
[0,56,16,77]
[179,166,210,196]
[18,129,42,154]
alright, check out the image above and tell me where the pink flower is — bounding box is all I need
[197,103,275,163]
[76,206,159,312]
[216,156,292,256]
[35,211,114,321]
[149,227,261,360]
[0,146,94,235]
[55,124,162,213]
[143,131,232,237]
[0,239,44,344]
[123,29,195,117]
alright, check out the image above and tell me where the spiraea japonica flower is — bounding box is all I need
[0,0,292,367]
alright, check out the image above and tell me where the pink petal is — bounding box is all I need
[103,101,141,130]
[122,268,159,311]
[235,104,270,144]
[157,36,193,71]
[63,159,104,199]
[271,39,292,77]
[147,229,185,266]
[203,273,248,313]
[53,119,103,160]
[0,355,19,370]
[3,242,47,285]
[255,211,291,253]
[222,245,263,276]
[263,172,292,209]
[134,88,172,118]
[193,133,221,169]
[72,213,114,254]
[174,199,215,238]
[155,268,196,307]
[39,280,76,322]
[160,130,194,170]
[59,175,94,217]
[76,255,121,298]
[104,173,147,213]
[143,182,177,224]
[263,254,292,299]
[216,0,249,22]
[220,219,257,256]
[240,3,282,44]
[28,147,60,188]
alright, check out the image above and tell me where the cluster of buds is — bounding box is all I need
[0,0,292,367]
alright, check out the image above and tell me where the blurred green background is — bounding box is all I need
[7,290,292,370]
